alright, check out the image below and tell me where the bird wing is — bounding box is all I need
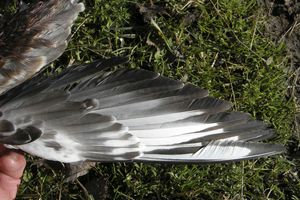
[0,57,284,163]
[0,0,84,94]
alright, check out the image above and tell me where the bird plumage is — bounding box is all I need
[0,0,284,164]
[0,0,84,94]
[0,57,284,163]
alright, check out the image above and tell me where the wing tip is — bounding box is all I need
[138,141,285,164]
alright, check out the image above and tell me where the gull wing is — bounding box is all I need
[0,58,284,163]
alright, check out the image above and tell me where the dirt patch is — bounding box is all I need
[260,0,300,141]
[261,0,300,61]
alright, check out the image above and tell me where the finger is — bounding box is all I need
[0,148,26,179]
[0,173,21,200]
[0,190,11,200]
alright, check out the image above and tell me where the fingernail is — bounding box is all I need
[9,152,20,162]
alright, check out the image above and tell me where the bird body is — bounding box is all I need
[0,0,84,94]
[0,0,284,164]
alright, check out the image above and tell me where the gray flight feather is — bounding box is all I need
[0,57,284,163]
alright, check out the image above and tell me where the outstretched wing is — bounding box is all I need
[0,0,84,94]
[0,58,284,163]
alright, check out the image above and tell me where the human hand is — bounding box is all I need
[0,145,26,200]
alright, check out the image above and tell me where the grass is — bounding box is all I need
[1,0,299,199]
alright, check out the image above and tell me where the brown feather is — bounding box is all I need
[0,0,84,94]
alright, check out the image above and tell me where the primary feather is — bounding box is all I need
[0,57,284,163]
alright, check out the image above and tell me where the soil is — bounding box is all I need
[260,0,300,156]
[259,6,300,198]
